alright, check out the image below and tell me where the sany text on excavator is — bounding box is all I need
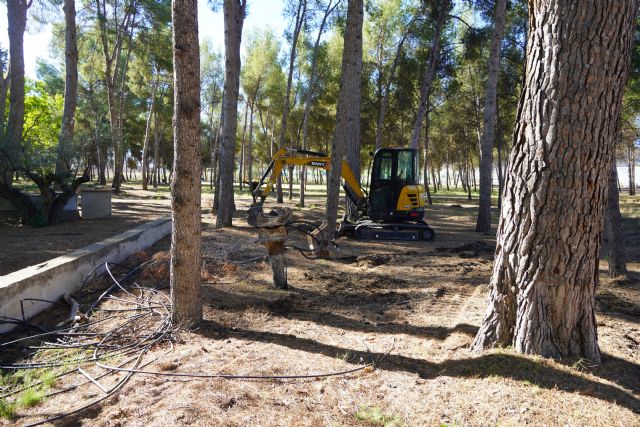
[249,147,435,241]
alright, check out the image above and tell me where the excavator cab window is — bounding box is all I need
[396,150,416,184]
[373,152,393,181]
[368,148,418,219]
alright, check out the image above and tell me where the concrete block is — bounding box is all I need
[0,217,171,333]
[81,188,112,219]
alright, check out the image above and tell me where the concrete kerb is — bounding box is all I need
[0,217,172,333]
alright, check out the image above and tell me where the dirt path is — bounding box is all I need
[5,199,639,426]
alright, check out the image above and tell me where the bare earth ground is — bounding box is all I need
[1,189,639,426]
[0,187,171,276]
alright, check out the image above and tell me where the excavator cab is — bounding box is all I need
[367,148,425,222]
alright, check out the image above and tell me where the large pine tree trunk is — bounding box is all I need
[475,0,506,232]
[325,0,363,239]
[472,0,637,364]
[605,156,627,277]
[3,0,30,187]
[216,0,245,228]
[170,0,202,327]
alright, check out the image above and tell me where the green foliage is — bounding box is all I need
[21,79,64,174]
[0,399,16,420]
[355,405,404,426]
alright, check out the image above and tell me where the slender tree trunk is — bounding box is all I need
[628,144,636,195]
[423,111,432,205]
[152,104,160,188]
[239,100,249,189]
[446,150,450,190]
[375,27,410,150]
[410,0,449,150]
[3,0,30,187]
[55,0,78,180]
[170,0,202,328]
[277,0,306,203]
[472,0,637,364]
[142,79,158,191]
[96,0,135,193]
[476,0,506,232]
[300,0,336,207]
[0,54,8,136]
[605,156,627,277]
[497,110,504,211]
[216,0,245,228]
[325,0,363,239]
[247,102,254,185]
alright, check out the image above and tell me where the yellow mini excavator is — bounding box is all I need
[250,147,435,241]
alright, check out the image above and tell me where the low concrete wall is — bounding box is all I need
[0,217,172,333]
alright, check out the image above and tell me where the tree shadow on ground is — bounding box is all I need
[202,286,479,341]
[197,319,640,414]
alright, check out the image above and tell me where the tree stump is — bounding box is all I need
[247,207,292,289]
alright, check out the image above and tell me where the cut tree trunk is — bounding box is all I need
[476,0,506,232]
[472,0,637,364]
[170,0,202,327]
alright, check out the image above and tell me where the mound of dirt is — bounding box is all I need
[355,254,391,267]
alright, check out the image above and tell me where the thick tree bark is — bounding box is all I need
[216,0,245,228]
[410,0,449,150]
[170,0,202,327]
[472,0,637,364]
[605,156,627,277]
[325,0,363,239]
[3,0,30,187]
[475,0,506,232]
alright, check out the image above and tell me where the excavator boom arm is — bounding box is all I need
[252,148,366,207]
